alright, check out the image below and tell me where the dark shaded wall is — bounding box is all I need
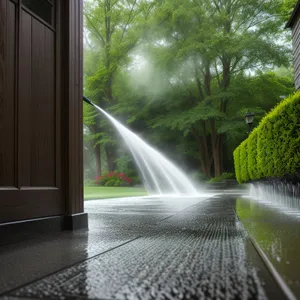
[292,13,300,90]
[288,2,300,90]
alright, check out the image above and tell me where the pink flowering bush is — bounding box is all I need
[95,171,133,187]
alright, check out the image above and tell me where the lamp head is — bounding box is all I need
[245,111,255,125]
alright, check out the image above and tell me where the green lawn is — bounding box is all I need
[84,186,148,200]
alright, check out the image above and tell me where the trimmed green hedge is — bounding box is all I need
[247,128,259,180]
[233,147,241,183]
[234,91,300,184]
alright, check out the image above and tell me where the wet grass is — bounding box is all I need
[84,186,148,200]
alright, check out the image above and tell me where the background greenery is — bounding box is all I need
[83,0,298,186]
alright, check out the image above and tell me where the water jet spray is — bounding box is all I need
[82,96,200,196]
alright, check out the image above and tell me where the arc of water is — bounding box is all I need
[136,136,197,193]
[112,128,156,193]
[134,141,183,194]
[93,104,199,196]
[130,147,163,194]
[126,146,153,193]
[148,150,185,194]
[116,128,165,194]
[127,136,193,194]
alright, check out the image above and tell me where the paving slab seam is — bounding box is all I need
[233,208,296,300]
[0,296,115,300]
[155,196,215,224]
[63,294,114,300]
[1,296,49,300]
[0,237,142,298]
[0,296,40,300]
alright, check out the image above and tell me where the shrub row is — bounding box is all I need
[233,91,300,183]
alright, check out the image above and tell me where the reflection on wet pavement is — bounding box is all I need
[0,195,287,300]
[236,196,300,298]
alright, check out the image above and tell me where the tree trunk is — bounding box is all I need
[93,142,102,178]
[88,122,102,178]
[219,134,224,175]
[201,124,212,178]
[211,133,225,177]
[210,56,230,177]
[192,123,212,178]
[210,119,221,177]
[212,147,221,177]
[197,140,211,178]
[201,153,211,178]
[106,74,114,103]
[105,144,117,171]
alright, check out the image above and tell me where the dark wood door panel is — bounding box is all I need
[30,18,56,186]
[0,0,17,187]
[0,3,63,224]
[0,0,84,225]
[0,189,63,223]
[19,10,32,187]
[19,10,57,188]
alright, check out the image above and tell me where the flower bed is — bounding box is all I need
[95,171,133,187]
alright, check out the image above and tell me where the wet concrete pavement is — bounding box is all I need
[0,194,296,299]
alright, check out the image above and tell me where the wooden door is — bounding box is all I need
[0,0,64,223]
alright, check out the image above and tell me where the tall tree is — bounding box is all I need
[84,0,155,175]
[147,0,291,177]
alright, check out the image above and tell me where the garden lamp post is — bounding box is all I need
[245,111,255,134]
